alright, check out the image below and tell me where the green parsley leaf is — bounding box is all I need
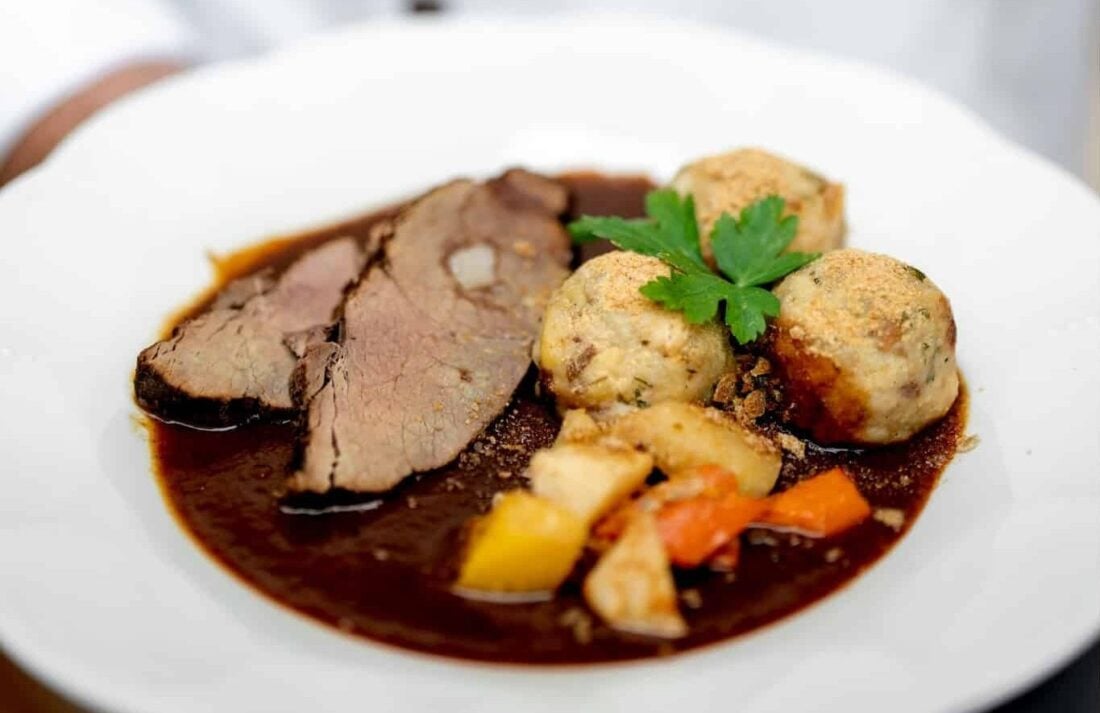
[569,191,819,344]
[643,190,704,271]
[640,272,731,323]
[711,197,817,286]
[723,286,781,344]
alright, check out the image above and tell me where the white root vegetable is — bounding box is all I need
[529,443,653,527]
[611,402,781,498]
[583,512,687,638]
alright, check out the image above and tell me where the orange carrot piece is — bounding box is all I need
[657,492,768,568]
[757,467,870,537]
[594,465,739,542]
[595,465,749,551]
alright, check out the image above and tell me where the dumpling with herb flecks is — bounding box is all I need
[767,249,958,445]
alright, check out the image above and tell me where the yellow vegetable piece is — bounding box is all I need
[529,443,653,526]
[456,491,587,595]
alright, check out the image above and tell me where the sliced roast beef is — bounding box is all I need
[135,236,366,428]
[289,170,570,493]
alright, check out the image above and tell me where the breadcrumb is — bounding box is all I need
[558,607,594,644]
[712,372,740,405]
[956,433,981,453]
[680,588,703,610]
[872,507,906,531]
[776,432,807,459]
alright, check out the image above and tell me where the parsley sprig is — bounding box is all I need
[569,191,819,344]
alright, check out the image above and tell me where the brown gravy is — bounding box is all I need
[149,172,967,664]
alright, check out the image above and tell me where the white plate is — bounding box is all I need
[0,15,1097,713]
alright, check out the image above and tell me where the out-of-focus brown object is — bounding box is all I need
[0,651,85,713]
[0,60,185,187]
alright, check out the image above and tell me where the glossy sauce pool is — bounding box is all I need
[149,173,967,664]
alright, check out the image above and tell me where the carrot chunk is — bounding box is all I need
[592,465,740,543]
[656,492,768,568]
[757,467,870,537]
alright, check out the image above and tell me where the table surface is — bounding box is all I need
[1,638,1096,712]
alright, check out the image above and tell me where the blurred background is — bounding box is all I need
[1,0,1098,187]
[0,0,1097,711]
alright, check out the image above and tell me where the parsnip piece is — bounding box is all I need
[457,491,586,594]
[529,443,653,526]
[584,513,687,638]
[612,402,780,498]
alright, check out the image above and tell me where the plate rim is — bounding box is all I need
[0,14,1098,713]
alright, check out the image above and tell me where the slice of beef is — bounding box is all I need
[135,236,366,428]
[289,170,570,493]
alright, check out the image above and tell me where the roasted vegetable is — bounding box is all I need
[529,443,653,526]
[593,465,765,568]
[593,464,740,543]
[612,402,781,497]
[656,489,768,568]
[584,513,687,638]
[457,491,587,595]
[757,467,871,536]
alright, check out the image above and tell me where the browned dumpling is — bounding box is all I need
[671,147,845,257]
[767,249,958,444]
